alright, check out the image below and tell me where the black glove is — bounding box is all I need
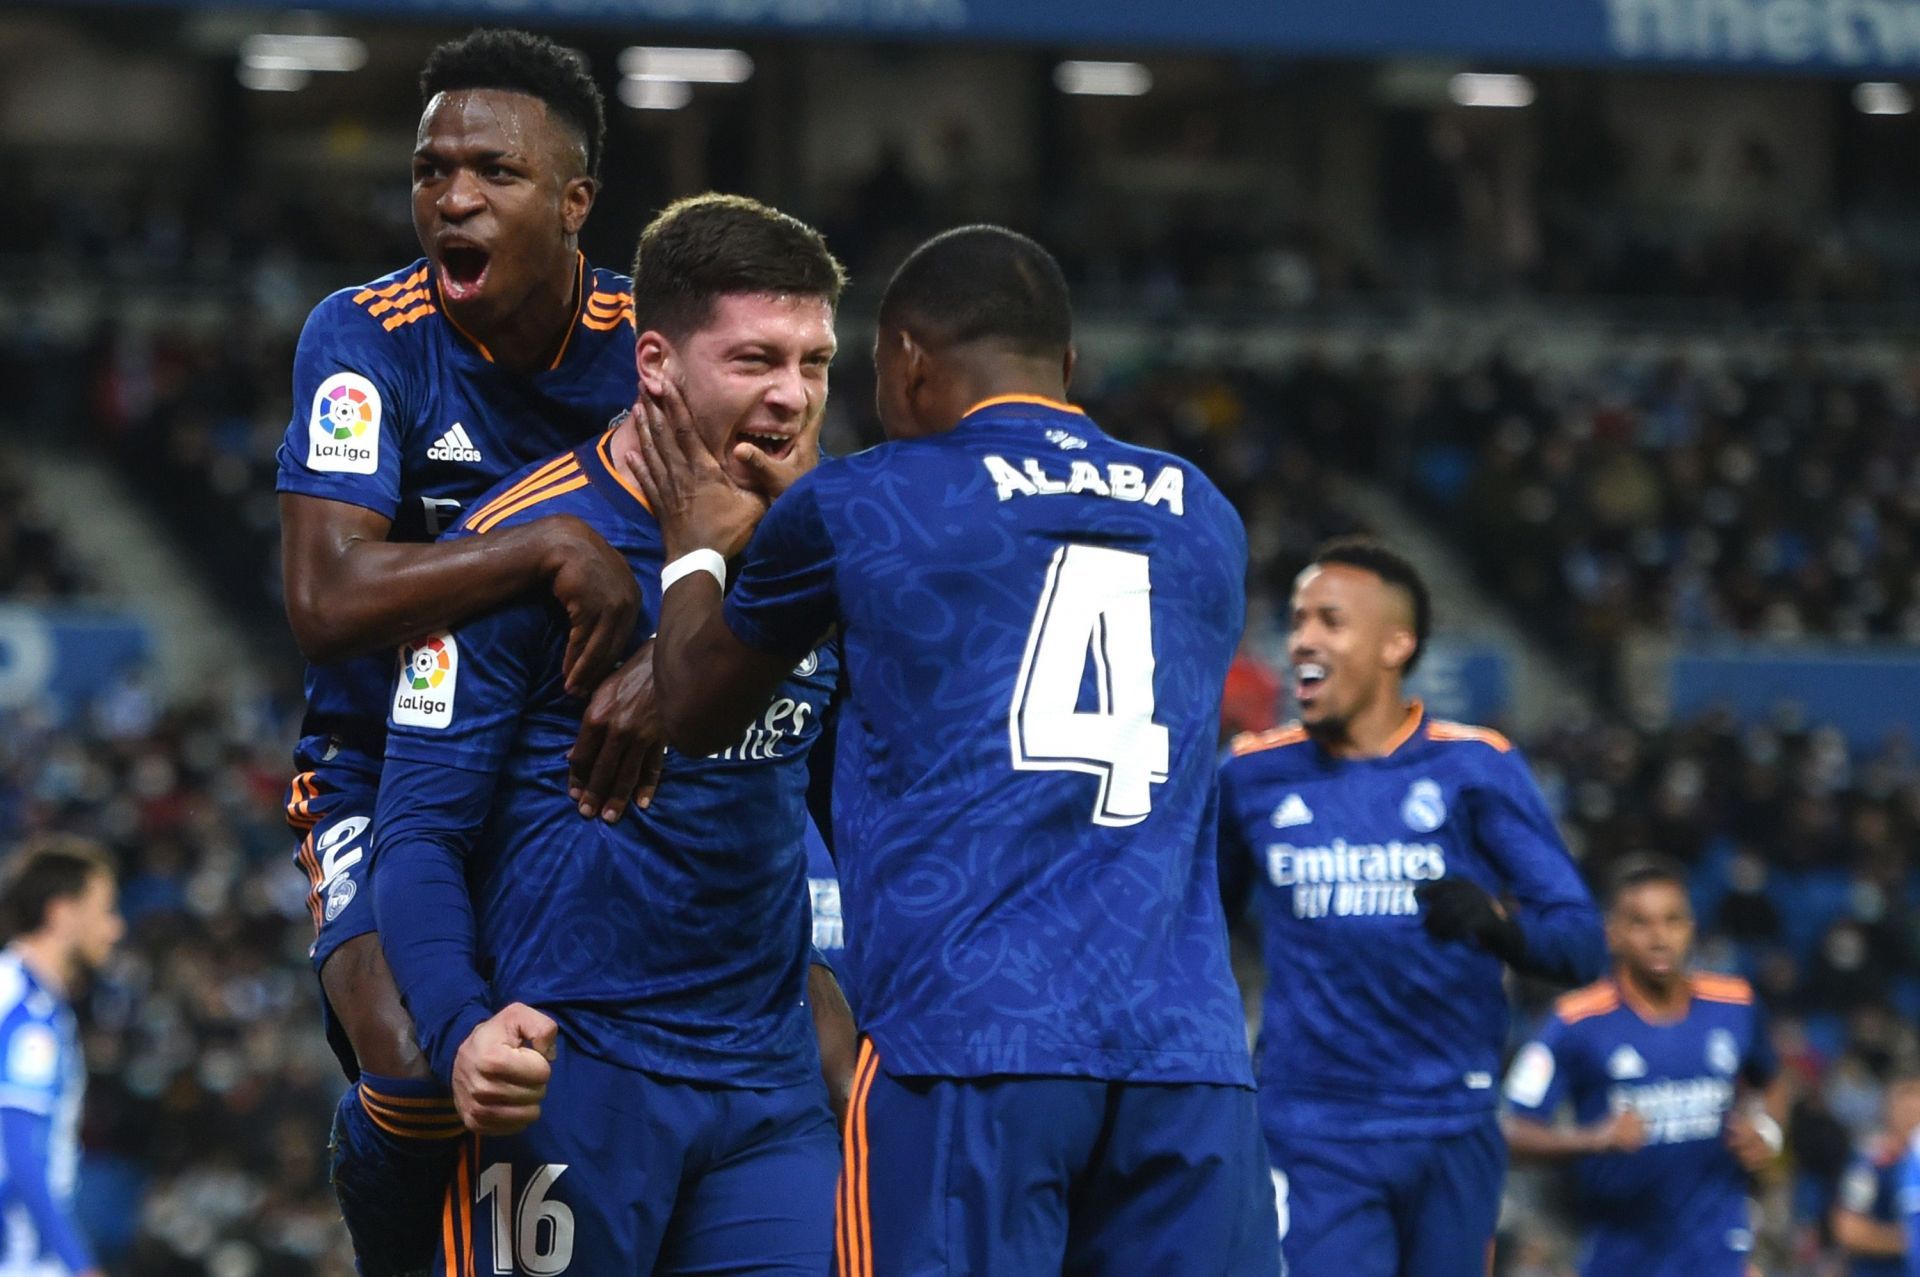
[1416,877,1527,966]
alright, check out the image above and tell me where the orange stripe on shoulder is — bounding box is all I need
[464,455,579,530]
[1427,721,1514,753]
[471,475,589,535]
[1692,973,1753,1004]
[353,267,429,306]
[1231,725,1310,757]
[1555,982,1620,1024]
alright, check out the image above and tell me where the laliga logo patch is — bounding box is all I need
[307,372,382,475]
[794,650,820,678]
[325,875,358,923]
[393,633,458,729]
[1402,779,1447,833]
[1706,1028,1739,1076]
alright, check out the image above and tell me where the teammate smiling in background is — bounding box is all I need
[274,31,658,1275]
[1504,855,1786,1276]
[1218,537,1604,1277]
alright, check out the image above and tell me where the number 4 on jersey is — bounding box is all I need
[1010,543,1171,826]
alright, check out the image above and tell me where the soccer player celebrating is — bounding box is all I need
[1835,1076,1920,1277]
[1217,538,1604,1276]
[372,195,848,1274]
[0,839,124,1277]
[1504,855,1785,1276]
[274,31,656,1275]
[632,226,1279,1275]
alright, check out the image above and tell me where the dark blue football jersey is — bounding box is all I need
[275,256,636,778]
[1218,709,1604,1139]
[1839,1135,1909,1277]
[371,429,839,1087]
[721,396,1253,1084]
[1504,975,1775,1274]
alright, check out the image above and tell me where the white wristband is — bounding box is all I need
[662,549,726,593]
[1747,1108,1784,1157]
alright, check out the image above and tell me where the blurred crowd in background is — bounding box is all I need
[9,27,1920,1273]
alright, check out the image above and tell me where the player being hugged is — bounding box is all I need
[1503,855,1786,1275]
[1218,538,1605,1276]
[373,194,852,1276]
[273,30,673,1275]
[630,226,1279,1276]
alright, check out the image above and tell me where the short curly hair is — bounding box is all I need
[420,29,607,180]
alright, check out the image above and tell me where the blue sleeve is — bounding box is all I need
[0,1108,90,1273]
[1902,1150,1920,1274]
[373,599,554,1083]
[1502,1013,1574,1121]
[1216,756,1255,924]
[274,292,410,520]
[1475,747,1605,985]
[724,471,839,658]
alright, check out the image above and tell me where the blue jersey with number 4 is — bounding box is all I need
[722,396,1252,1084]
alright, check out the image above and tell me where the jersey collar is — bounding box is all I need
[580,417,655,524]
[1381,700,1426,756]
[959,394,1088,422]
[436,250,587,372]
[1613,973,1694,1026]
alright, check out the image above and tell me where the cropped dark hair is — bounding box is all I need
[1310,537,1433,675]
[1605,854,1691,910]
[420,29,607,179]
[0,837,113,941]
[877,225,1072,358]
[631,194,846,340]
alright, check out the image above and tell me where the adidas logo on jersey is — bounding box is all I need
[428,423,483,463]
[1608,1045,1648,1080]
[1270,794,1314,828]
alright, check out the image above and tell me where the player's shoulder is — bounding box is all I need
[1422,716,1516,756]
[581,263,634,337]
[459,445,603,538]
[1690,971,1755,1007]
[302,259,437,347]
[1552,979,1623,1026]
[1226,722,1313,762]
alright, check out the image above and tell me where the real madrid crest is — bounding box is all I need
[1402,779,1447,833]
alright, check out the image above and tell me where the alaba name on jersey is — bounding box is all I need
[275,256,636,776]
[1218,705,1603,1138]
[372,428,838,1088]
[0,951,85,1270]
[721,396,1253,1085]
[1504,975,1775,1271]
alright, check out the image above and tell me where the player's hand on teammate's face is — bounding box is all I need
[453,1002,559,1136]
[568,641,666,822]
[623,381,768,560]
[532,514,641,698]
[730,400,822,502]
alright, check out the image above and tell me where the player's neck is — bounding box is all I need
[1317,691,1417,759]
[1617,965,1690,1019]
[9,936,69,998]
[448,249,581,374]
[944,357,1070,427]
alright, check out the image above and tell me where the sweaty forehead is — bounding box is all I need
[417,88,581,170]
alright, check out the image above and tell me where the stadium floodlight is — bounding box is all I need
[237,62,311,91]
[1054,60,1153,97]
[239,34,368,74]
[619,47,753,84]
[1854,82,1913,115]
[1448,72,1535,108]
[619,77,693,111]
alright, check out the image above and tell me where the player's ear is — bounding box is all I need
[1061,343,1077,392]
[560,176,596,237]
[1381,626,1417,673]
[636,331,673,397]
